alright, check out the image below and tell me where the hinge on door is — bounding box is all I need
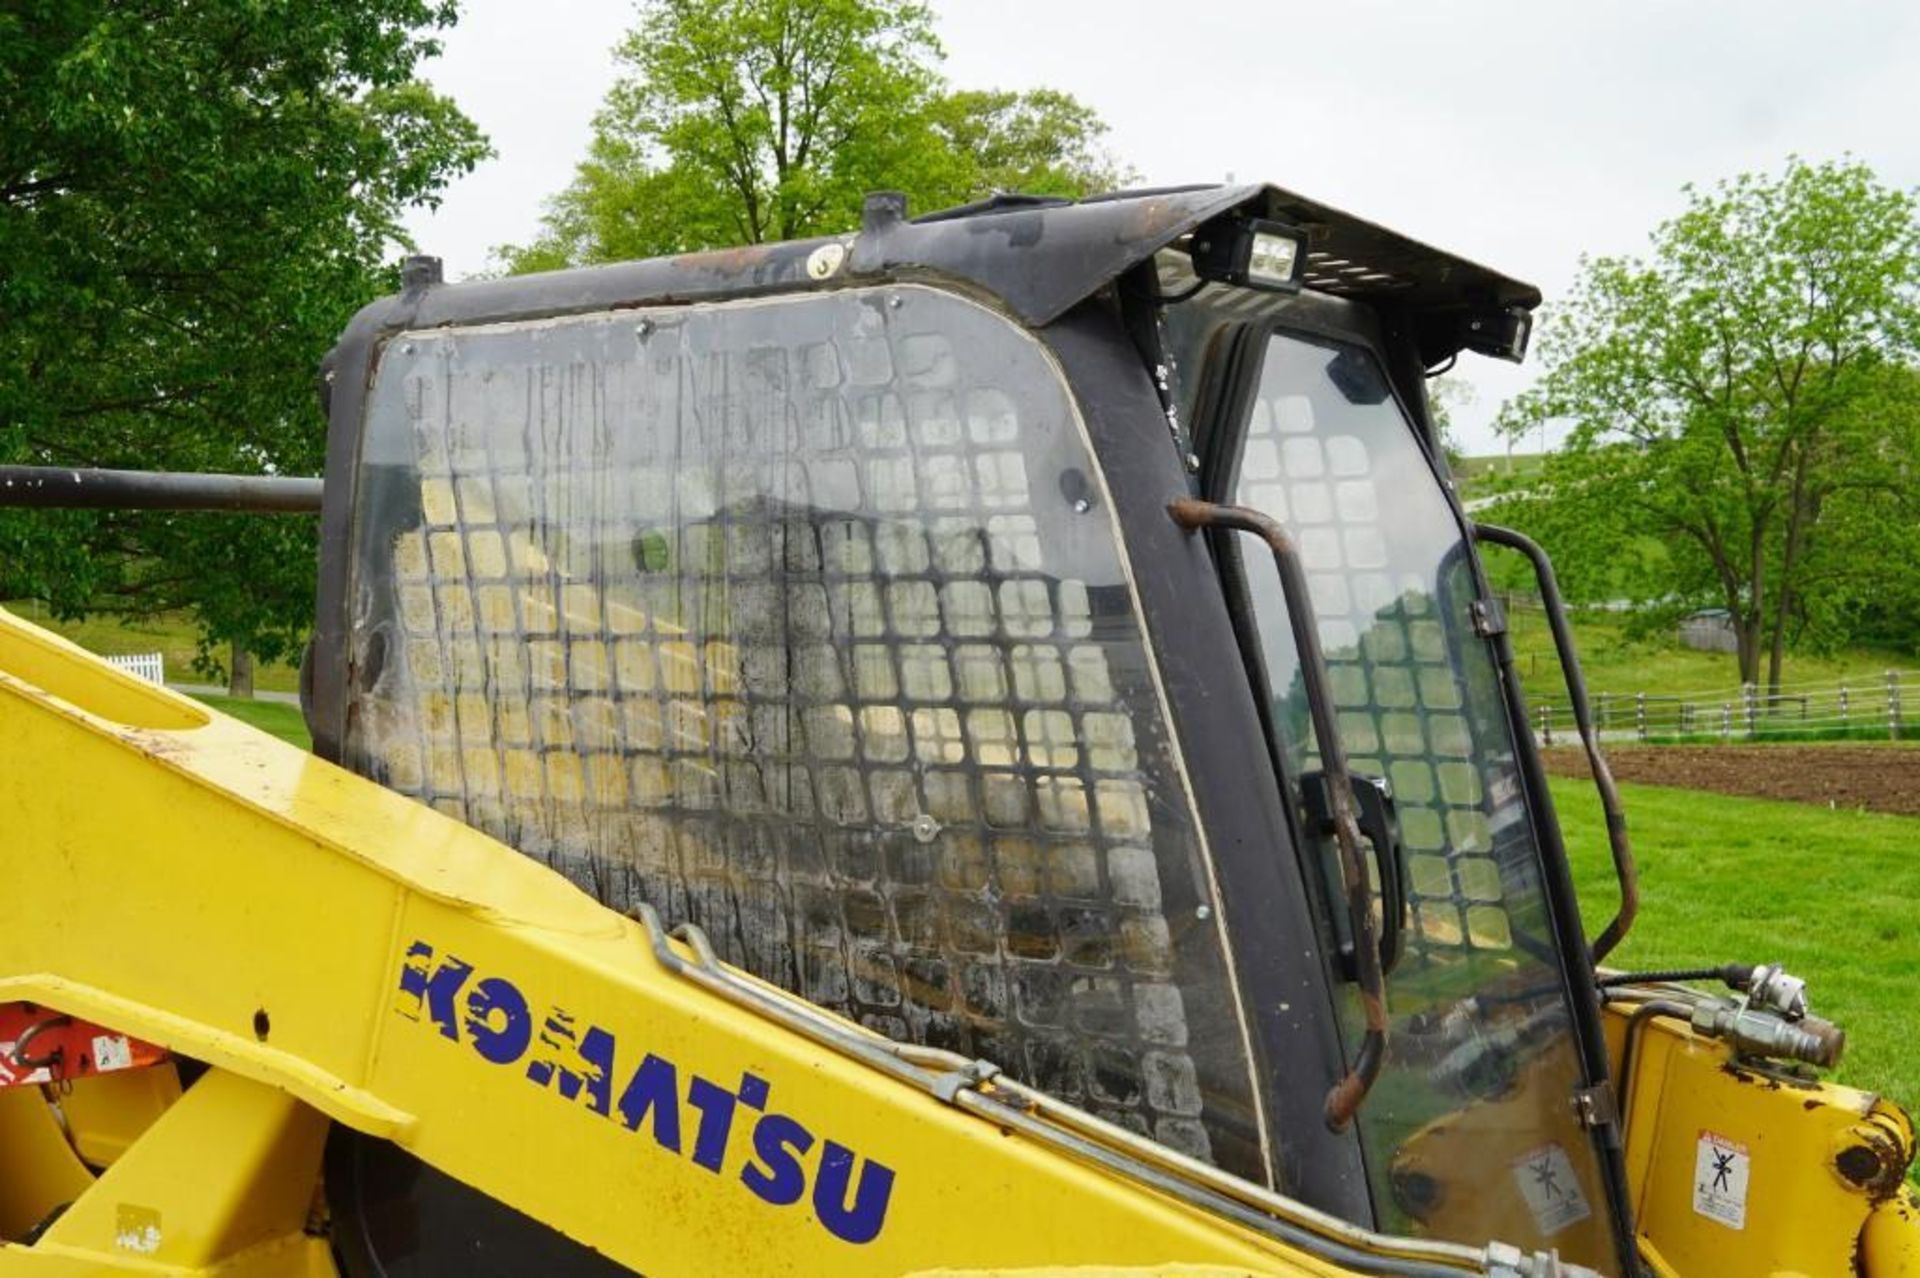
[1572,1081,1620,1129]
[1470,597,1507,638]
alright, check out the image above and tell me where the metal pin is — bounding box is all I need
[1195,904,1212,921]
[1072,498,1091,514]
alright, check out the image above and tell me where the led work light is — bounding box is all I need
[1190,217,1308,292]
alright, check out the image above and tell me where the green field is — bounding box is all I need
[1553,774,1918,1115]
[1451,450,1545,502]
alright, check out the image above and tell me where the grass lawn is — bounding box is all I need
[1,600,301,694]
[192,694,311,749]
[1551,774,1919,1116]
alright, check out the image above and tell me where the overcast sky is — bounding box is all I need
[401,1,1920,454]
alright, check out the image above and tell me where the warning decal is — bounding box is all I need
[92,1034,134,1071]
[1692,1131,1750,1230]
[1511,1142,1591,1236]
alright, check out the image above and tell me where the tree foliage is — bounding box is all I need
[499,0,1131,272]
[0,1,487,676]
[1426,374,1475,467]
[1495,158,1920,692]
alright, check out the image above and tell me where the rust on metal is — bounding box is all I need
[1832,1116,1914,1200]
[670,241,782,273]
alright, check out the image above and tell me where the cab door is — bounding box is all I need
[1206,324,1626,1271]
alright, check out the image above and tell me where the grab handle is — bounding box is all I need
[1170,497,1387,1132]
[1302,773,1409,978]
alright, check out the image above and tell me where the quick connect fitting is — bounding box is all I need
[1692,1001,1845,1068]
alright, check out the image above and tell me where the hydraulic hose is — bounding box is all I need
[1596,965,1751,990]
[1619,999,1692,1136]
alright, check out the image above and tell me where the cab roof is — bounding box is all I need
[354,182,1540,365]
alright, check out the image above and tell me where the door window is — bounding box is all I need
[1225,330,1616,1265]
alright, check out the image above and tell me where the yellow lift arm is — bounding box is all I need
[0,610,1585,1277]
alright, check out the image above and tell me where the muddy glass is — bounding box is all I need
[345,286,1269,1180]
[1225,331,1615,1264]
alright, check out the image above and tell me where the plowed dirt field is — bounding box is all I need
[1543,744,1920,816]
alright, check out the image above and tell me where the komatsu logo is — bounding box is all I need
[392,940,896,1245]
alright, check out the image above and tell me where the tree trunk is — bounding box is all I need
[1734,616,1761,687]
[1765,589,1790,702]
[227,639,254,699]
[1742,517,1768,690]
[1768,448,1815,701]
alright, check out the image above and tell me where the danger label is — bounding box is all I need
[1511,1142,1590,1236]
[1693,1131,1750,1230]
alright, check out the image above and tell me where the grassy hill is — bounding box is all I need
[1508,607,1913,705]
[1451,450,1545,503]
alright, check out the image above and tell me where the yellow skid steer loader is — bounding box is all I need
[1,182,1915,1277]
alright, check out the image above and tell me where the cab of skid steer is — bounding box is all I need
[307,184,1635,1272]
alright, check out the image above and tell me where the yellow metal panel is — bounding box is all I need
[909,1269,1279,1277]
[58,1064,184,1169]
[0,622,204,731]
[1862,1189,1920,1277]
[37,1069,328,1267]
[1606,1002,1920,1275]
[0,1235,337,1277]
[0,1089,92,1243]
[0,608,1350,1277]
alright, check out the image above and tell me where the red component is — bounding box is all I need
[0,1002,167,1089]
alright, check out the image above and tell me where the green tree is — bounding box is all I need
[1496,158,1920,695]
[1425,374,1475,468]
[0,1,488,687]
[498,0,1129,272]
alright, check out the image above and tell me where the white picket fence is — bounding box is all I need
[1533,669,1917,744]
[103,651,165,685]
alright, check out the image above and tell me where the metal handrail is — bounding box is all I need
[628,904,1589,1278]
[0,465,323,513]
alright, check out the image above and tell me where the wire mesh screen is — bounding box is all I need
[344,286,1264,1178]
